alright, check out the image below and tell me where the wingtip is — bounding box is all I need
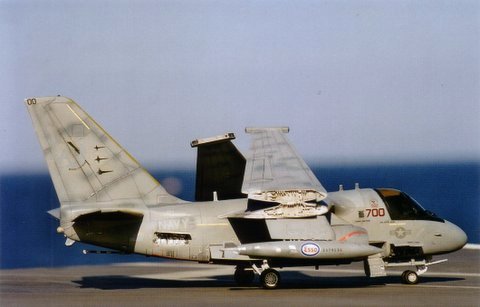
[245,127,290,134]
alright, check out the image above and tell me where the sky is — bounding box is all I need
[1,0,479,173]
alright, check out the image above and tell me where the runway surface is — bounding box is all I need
[1,249,478,306]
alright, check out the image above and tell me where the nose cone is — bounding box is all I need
[444,221,468,252]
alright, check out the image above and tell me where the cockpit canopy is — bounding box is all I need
[375,189,444,222]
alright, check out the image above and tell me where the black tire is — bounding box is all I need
[363,260,371,277]
[234,267,255,285]
[402,270,419,285]
[260,268,281,289]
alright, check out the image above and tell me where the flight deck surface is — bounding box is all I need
[1,249,478,306]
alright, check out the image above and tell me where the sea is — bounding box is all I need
[1,161,478,269]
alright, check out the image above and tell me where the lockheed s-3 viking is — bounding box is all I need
[26,96,467,289]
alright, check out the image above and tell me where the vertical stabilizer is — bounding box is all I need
[25,96,181,205]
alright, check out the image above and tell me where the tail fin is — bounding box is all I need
[25,96,181,205]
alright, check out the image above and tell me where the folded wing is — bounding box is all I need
[241,127,328,218]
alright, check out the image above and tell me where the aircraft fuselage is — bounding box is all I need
[79,187,467,265]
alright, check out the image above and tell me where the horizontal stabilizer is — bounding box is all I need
[47,208,60,220]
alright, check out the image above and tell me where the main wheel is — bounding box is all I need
[260,268,281,289]
[402,270,419,285]
[363,259,371,277]
[234,267,255,286]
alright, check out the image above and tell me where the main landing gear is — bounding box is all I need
[234,265,255,286]
[259,268,281,289]
[234,261,281,289]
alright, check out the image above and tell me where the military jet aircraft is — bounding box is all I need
[26,96,467,289]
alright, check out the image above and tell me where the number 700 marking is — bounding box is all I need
[366,208,385,217]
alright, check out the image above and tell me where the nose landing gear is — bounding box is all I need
[400,263,427,284]
[388,259,446,284]
[401,270,419,284]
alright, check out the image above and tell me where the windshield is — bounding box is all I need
[375,189,444,222]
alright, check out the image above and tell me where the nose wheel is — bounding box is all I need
[386,259,447,285]
[401,270,419,284]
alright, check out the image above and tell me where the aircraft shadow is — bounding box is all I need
[74,275,232,290]
[74,271,463,290]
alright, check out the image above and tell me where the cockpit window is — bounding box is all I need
[375,189,444,222]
